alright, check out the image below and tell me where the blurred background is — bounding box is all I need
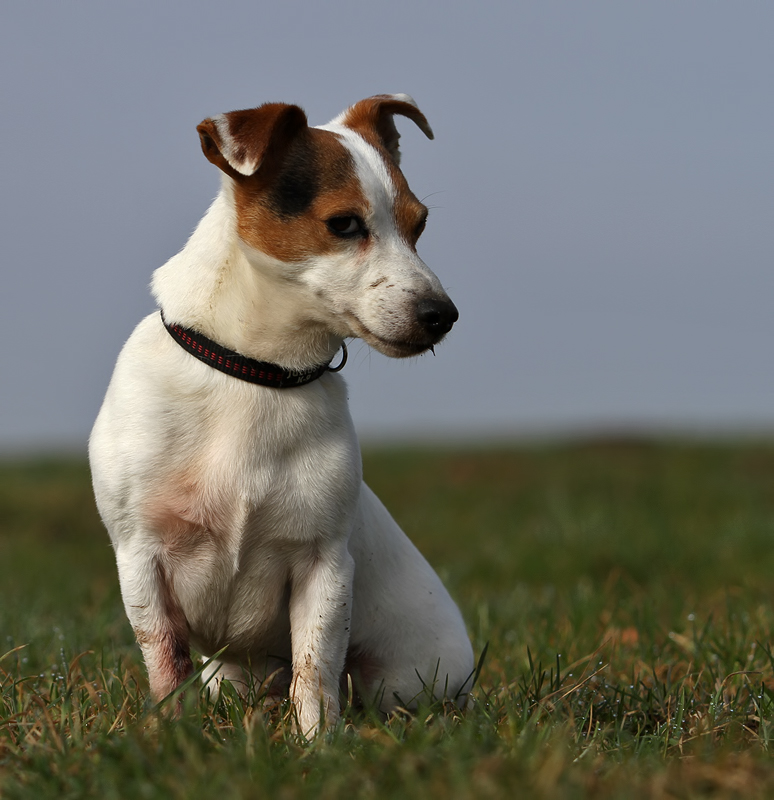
[2,0,774,453]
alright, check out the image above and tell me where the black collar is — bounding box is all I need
[161,311,346,388]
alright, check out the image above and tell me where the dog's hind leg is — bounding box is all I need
[200,658,246,701]
[115,542,192,703]
[201,657,291,705]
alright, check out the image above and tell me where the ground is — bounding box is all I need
[3,441,774,798]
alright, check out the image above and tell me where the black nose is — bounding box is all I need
[415,298,459,337]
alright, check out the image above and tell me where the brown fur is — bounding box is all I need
[232,128,371,263]
[338,99,430,250]
[197,104,308,181]
[201,99,430,261]
[338,95,434,164]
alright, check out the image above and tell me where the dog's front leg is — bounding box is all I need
[288,540,354,737]
[115,541,192,705]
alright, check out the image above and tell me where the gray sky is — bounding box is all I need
[2,1,774,451]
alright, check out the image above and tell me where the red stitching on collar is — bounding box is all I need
[160,311,333,388]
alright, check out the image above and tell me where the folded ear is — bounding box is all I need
[336,93,434,165]
[197,103,308,179]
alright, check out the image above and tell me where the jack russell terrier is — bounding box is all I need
[89,94,474,736]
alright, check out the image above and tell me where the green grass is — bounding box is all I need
[4,442,774,797]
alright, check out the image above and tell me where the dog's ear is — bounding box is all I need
[197,103,309,179]
[338,94,434,166]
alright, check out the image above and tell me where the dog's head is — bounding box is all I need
[196,94,458,358]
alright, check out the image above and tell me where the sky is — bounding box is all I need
[2,1,774,452]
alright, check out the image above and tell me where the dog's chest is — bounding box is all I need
[152,378,362,548]
[141,376,362,649]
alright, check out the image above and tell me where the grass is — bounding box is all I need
[4,441,774,796]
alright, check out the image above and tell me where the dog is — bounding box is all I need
[89,94,474,736]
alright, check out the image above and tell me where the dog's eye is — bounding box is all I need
[415,216,427,239]
[327,216,366,238]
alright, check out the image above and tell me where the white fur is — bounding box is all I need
[89,99,473,737]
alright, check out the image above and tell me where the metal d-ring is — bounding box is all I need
[327,341,348,373]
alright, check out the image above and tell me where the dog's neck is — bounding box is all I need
[151,183,343,371]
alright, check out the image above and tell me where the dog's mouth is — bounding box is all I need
[344,313,435,359]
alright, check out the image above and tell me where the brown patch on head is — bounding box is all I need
[232,127,371,262]
[198,96,434,260]
[198,102,371,262]
[339,95,432,250]
[197,103,308,179]
[391,172,429,251]
[338,94,433,166]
